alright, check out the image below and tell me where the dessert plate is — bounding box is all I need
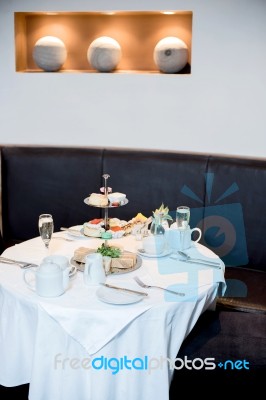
[84,197,129,208]
[65,226,87,239]
[96,286,143,305]
[137,249,172,258]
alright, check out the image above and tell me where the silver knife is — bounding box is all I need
[184,260,221,270]
[101,283,148,297]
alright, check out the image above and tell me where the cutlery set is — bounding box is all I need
[0,227,220,300]
[101,277,185,298]
[168,250,221,269]
[0,256,38,269]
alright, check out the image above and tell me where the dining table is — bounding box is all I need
[0,229,226,400]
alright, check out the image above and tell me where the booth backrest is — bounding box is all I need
[1,146,266,272]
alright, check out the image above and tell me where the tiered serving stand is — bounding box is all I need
[83,174,128,243]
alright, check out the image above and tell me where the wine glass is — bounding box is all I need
[38,214,54,249]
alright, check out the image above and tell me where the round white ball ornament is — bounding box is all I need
[33,36,67,72]
[153,36,188,73]
[87,36,122,72]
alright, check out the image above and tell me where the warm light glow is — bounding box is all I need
[162,11,176,15]
[15,10,192,73]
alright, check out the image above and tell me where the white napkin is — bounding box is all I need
[36,274,155,355]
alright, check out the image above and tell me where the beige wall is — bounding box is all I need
[0,0,266,158]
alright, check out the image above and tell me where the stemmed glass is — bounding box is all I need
[38,214,54,249]
[176,206,190,252]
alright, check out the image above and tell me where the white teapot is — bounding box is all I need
[83,253,106,286]
[23,260,68,297]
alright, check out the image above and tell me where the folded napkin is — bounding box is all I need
[37,274,155,355]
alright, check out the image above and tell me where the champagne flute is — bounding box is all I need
[38,214,54,249]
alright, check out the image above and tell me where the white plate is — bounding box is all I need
[84,197,129,208]
[137,249,172,258]
[70,253,142,275]
[66,226,87,239]
[96,286,143,305]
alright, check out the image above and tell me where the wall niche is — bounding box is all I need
[15,11,193,74]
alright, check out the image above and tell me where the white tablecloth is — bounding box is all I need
[0,233,226,400]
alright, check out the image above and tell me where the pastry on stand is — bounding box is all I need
[84,174,129,247]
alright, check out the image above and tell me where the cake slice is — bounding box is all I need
[87,193,108,207]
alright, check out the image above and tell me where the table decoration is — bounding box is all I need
[33,36,67,72]
[153,36,188,73]
[87,36,122,72]
[150,203,172,235]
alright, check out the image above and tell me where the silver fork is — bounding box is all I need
[0,257,37,268]
[134,276,185,297]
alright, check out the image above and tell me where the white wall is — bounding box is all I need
[0,0,266,158]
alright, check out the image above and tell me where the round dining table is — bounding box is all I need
[0,230,226,400]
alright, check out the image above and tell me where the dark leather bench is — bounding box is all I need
[0,145,265,394]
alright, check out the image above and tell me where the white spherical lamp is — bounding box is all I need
[87,36,121,72]
[33,36,67,72]
[153,37,188,73]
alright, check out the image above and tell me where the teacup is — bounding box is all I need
[142,235,165,255]
[166,226,202,252]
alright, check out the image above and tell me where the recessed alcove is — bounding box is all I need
[14,11,192,74]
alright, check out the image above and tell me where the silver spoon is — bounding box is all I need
[177,251,221,269]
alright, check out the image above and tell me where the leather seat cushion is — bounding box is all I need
[217,267,266,314]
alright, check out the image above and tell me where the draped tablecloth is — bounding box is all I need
[0,233,225,400]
